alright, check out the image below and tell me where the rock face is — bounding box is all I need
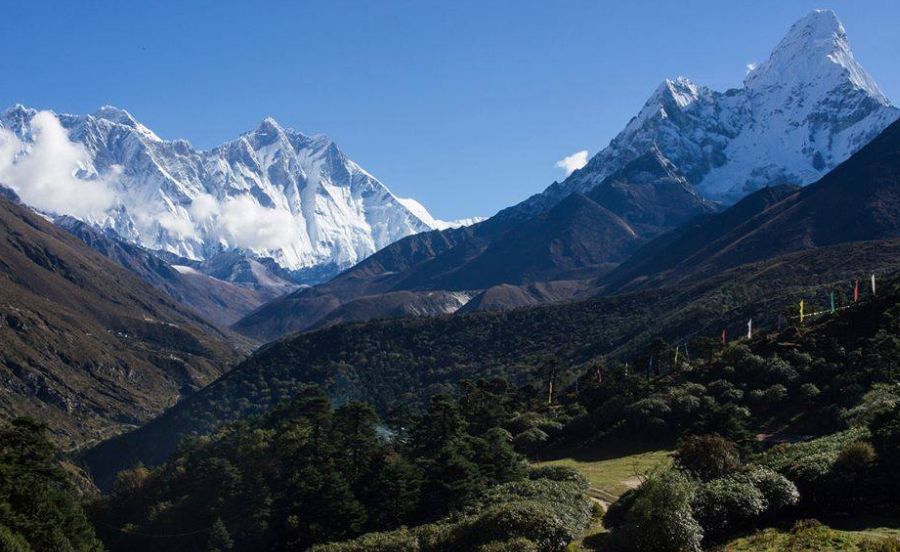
[603,117,900,291]
[0,195,245,447]
[513,9,898,215]
[0,107,473,284]
[55,217,283,327]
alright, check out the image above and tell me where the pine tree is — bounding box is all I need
[207,518,233,552]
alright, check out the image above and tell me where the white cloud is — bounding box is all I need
[130,192,295,251]
[746,62,757,74]
[0,111,117,218]
[189,193,219,220]
[215,195,298,250]
[157,210,199,239]
[0,113,295,254]
[555,150,589,176]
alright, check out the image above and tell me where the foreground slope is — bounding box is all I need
[0,195,244,447]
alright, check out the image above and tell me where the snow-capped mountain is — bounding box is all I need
[524,9,899,210]
[0,106,476,282]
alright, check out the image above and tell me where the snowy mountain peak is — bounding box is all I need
[745,9,888,104]
[0,105,477,283]
[2,103,34,118]
[658,77,702,108]
[254,116,287,135]
[520,9,899,210]
[91,105,162,141]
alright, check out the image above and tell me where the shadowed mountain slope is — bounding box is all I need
[0,195,245,447]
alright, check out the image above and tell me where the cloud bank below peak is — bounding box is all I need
[0,111,118,219]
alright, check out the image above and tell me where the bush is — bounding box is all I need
[708,380,744,403]
[315,475,593,552]
[309,527,417,552]
[605,470,703,552]
[762,384,789,405]
[675,434,741,480]
[871,406,900,471]
[799,383,821,401]
[0,526,32,552]
[834,441,877,474]
[513,428,549,453]
[477,537,539,552]
[843,385,900,427]
[601,488,637,531]
[527,466,589,487]
[692,475,765,541]
[859,537,900,552]
[747,467,799,515]
[460,502,575,551]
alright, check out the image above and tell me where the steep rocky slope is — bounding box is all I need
[0,195,245,447]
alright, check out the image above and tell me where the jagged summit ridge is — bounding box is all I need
[745,9,887,102]
[519,9,898,211]
[0,106,476,282]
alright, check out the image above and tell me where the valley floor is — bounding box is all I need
[535,449,672,507]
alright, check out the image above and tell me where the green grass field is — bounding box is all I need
[535,449,672,500]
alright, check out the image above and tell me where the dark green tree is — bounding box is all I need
[208,518,233,552]
[0,418,103,552]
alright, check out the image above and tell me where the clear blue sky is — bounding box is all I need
[2,1,898,220]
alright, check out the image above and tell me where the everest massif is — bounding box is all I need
[518,9,899,214]
[0,106,476,283]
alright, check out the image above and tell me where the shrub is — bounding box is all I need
[859,537,900,551]
[460,502,575,551]
[675,434,741,480]
[605,470,703,552]
[477,538,539,552]
[601,488,637,531]
[0,526,32,552]
[692,475,765,541]
[843,384,900,427]
[871,406,900,471]
[309,527,417,551]
[746,467,799,515]
[317,475,593,552]
[762,384,789,405]
[834,441,877,474]
[799,383,821,401]
[527,466,589,487]
[708,380,744,403]
[513,428,549,453]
